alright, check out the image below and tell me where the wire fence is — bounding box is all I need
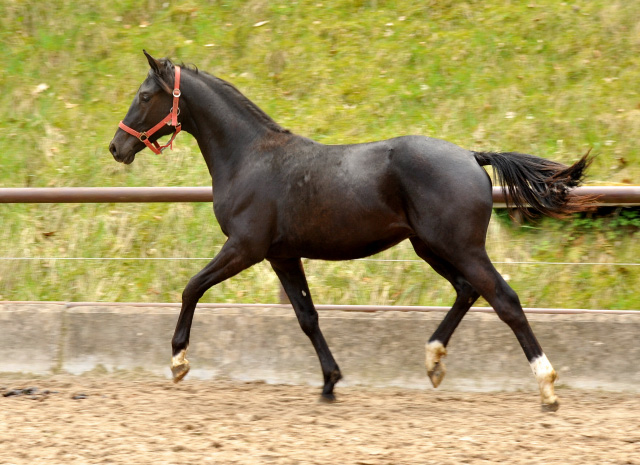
[1,256,639,266]
[2,186,638,308]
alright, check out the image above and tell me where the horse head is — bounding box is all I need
[109,50,182,164]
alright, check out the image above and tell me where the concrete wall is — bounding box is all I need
[1,302,639,393]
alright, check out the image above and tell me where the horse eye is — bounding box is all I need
[140,94,151,103]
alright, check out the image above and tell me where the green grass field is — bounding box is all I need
[1,0,638,308]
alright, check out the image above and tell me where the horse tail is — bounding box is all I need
[473,150,594,218]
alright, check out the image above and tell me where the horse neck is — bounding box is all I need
[180,71,288,178]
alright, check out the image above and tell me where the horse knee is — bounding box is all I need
[182,276,205,303]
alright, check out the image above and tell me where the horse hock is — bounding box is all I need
[171,348,190,383]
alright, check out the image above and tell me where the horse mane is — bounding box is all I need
[156,57,290,134]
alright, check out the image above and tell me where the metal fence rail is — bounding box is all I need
[1,186,639,206]
[0,187,212,203]
[2,185,638,309]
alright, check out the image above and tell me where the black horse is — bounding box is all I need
[110,51,593,411]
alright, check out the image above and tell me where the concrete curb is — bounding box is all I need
[1,303,639,392]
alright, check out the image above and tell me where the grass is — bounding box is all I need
[0,0,639,308]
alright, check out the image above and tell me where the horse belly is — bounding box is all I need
[267,141,412,259]
[269,208,412,260]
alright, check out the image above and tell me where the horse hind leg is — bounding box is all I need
[456,253,559,411]
[410,238,480,388]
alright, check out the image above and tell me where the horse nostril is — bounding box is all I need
[109,142,118,158]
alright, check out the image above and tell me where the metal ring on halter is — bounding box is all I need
[173,89,181,98]
[138,132,149,141]
[166,107,181,125]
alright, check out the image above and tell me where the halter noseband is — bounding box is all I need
[118,66,182,155]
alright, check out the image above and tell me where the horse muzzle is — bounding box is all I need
[109,132,139,165]
[109,142,135,164]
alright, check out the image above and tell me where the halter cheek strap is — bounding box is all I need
[118,66,182,155]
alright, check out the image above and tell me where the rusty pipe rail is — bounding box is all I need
[0,186,213,203]
[0,186,639,205]
[492,186,640,207]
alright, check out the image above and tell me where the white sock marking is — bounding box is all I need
[172,348,188,368]
[530,353,558,405]
[530,354,554,379]
[425,340,446,369]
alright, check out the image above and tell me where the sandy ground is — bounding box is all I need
[1,375,638,465]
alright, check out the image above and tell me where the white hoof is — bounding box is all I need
[426,341,447,388]
[530,354,559,411]
[171,349,190,383]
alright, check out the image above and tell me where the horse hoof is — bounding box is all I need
[541,400,560,412]
[428,361,446,388]
[425,341,447,388]
[320,392,337,403]
[171,362,190,383]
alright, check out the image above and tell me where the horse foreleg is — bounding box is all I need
[171,239,261,383]
[269,258,342,402]
[425,282,480,387]
[427,287,481,384]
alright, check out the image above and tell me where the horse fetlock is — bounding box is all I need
[171,349,190,384]
[319,369,342,402]
[329,369,343,384]
[426,341,447,388]
[538,377,559,411]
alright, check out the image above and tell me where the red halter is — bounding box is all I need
[118,66,182,155]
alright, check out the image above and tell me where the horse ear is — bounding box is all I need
[144,49,162,74]
[143,49,173,94]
